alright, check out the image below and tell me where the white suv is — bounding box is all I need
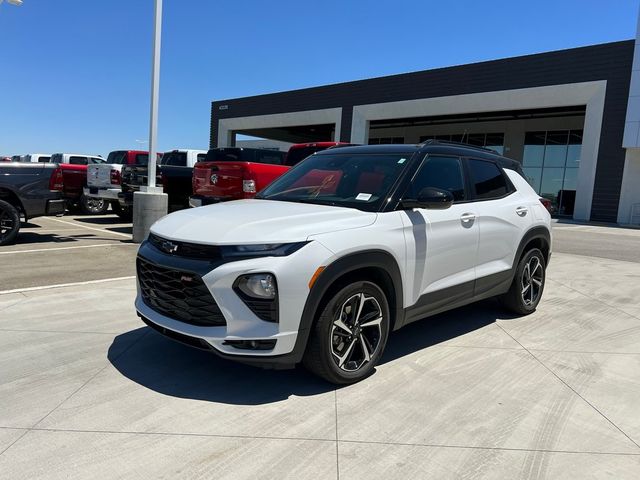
[135,142,551,384]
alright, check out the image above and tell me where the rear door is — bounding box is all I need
[465,158,532,292]
[401,154,479,308]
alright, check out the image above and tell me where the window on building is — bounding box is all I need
[419,132,504,155]
[522,130,582,216]
[368,137,405,145]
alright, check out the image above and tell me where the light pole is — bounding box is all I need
[132,0,168,243]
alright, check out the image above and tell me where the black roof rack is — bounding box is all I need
[419,139,499,154]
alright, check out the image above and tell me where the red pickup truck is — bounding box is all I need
[189,143,347,207]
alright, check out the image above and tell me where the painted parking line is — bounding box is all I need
[0,276,136,295]
[42,216,131,238]
[0,243,137,255]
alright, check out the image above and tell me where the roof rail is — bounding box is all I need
[419,139,499,153]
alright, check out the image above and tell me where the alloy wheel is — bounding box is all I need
[0,209,15,242]
[521,255,543,306]
[330,293,383,372]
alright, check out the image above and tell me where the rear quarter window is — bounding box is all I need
[468,159,510,200]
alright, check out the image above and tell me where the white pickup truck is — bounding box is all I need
[85,150,156,219]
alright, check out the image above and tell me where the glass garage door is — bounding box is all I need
[522,130,582,216]
[419,132,504,155]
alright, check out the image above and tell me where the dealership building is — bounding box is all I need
[211,38,640,225]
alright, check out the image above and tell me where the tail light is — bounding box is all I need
[539,197,552,213]
[49,166,64,191]
[110,169,121,185]
[243,179,256,193]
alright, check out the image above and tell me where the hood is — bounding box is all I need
[151,199,377,244]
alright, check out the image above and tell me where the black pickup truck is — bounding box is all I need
[0,163,66,245]
[119,149,206,212]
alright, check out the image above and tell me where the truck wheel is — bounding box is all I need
[80,195,108,215]
[0,199,21,246]
[111,202,133,221]
[303,281,390,384]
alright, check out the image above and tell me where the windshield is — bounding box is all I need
[256,153,411,211]
[106,151,128,164]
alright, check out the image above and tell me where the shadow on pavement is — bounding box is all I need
[75,216,130,226]
[14,232,132,246]
[110,300,509,403]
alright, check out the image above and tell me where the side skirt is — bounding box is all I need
[402,269,513,326]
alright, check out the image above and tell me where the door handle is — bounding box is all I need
[516,206,528,217]
[460,213,476,224]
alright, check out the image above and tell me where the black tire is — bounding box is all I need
[500,248,546,315]
[303,281,390,384]
[111,201,132,221]
[0,199,21,246]
[80,195,108,215]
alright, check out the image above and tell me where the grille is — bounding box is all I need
[148,233,221,260]
[137,257,226,327]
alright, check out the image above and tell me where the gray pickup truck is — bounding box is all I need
[0,163,66,245]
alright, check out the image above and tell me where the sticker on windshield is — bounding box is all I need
[356,193,372,201]
[398,158,406,164]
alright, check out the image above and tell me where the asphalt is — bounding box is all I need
[0,215,639,478]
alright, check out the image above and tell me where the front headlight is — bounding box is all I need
[220,242,308,258]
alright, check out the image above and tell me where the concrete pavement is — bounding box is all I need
[1,226,640,478]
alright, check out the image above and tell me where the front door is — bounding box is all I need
[401,155,479,314]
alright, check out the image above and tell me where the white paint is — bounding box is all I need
[217,108,342,147]
[351,81,607,221]
[0,243,137,255]
[617,149,640,224]
[623,14,640,148]
[42,217,131,238]
[0,276,136,295]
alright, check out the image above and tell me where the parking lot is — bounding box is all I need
[1,216,640,479]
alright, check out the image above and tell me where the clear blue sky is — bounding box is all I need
[0,0,638,157]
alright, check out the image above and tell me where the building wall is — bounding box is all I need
[211,41,634,222]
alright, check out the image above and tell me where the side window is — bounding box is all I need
[407,155,465,202]
[69,156,88,165]
[197,153,207,163]
[135,154,149,165]
[468,159,509,200]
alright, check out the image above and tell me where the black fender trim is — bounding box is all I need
[287,249,405,365]
[514,226,552,269]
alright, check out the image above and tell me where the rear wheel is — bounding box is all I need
[111,201,132,221]
[303,281,390,384]
[80,195,108,215]
[500,248,546,315]
[0,199,20,246]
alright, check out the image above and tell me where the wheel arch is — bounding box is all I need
[514,226,551,269]
[0,187,26,219]
[291,249,405,364]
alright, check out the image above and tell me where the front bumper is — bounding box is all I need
[84,187,120,201]
[134,238,334,367]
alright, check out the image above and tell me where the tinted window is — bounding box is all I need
[106,151,128,164]
[135,154,149,165]
[407,155,465,202]
[468,159,509,200]
[39,156,51,163]
[89,157,104,164]
[196,153,207,162]
[69,156,88,165]
[255,150,284,165]
[285,146,325,166]
[159,152,186,166]
[50,154,63,163]
[205,148,242,162]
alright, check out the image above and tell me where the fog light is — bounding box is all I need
[236,273,276,299]
[223,339,277,350]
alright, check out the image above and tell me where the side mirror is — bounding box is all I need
[401,187,454,210]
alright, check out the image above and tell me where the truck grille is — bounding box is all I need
[137,257,226,327]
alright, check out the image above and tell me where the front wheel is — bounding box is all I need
[500,248,546,315]
[0,199,21,246]
[303,281,390,384]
